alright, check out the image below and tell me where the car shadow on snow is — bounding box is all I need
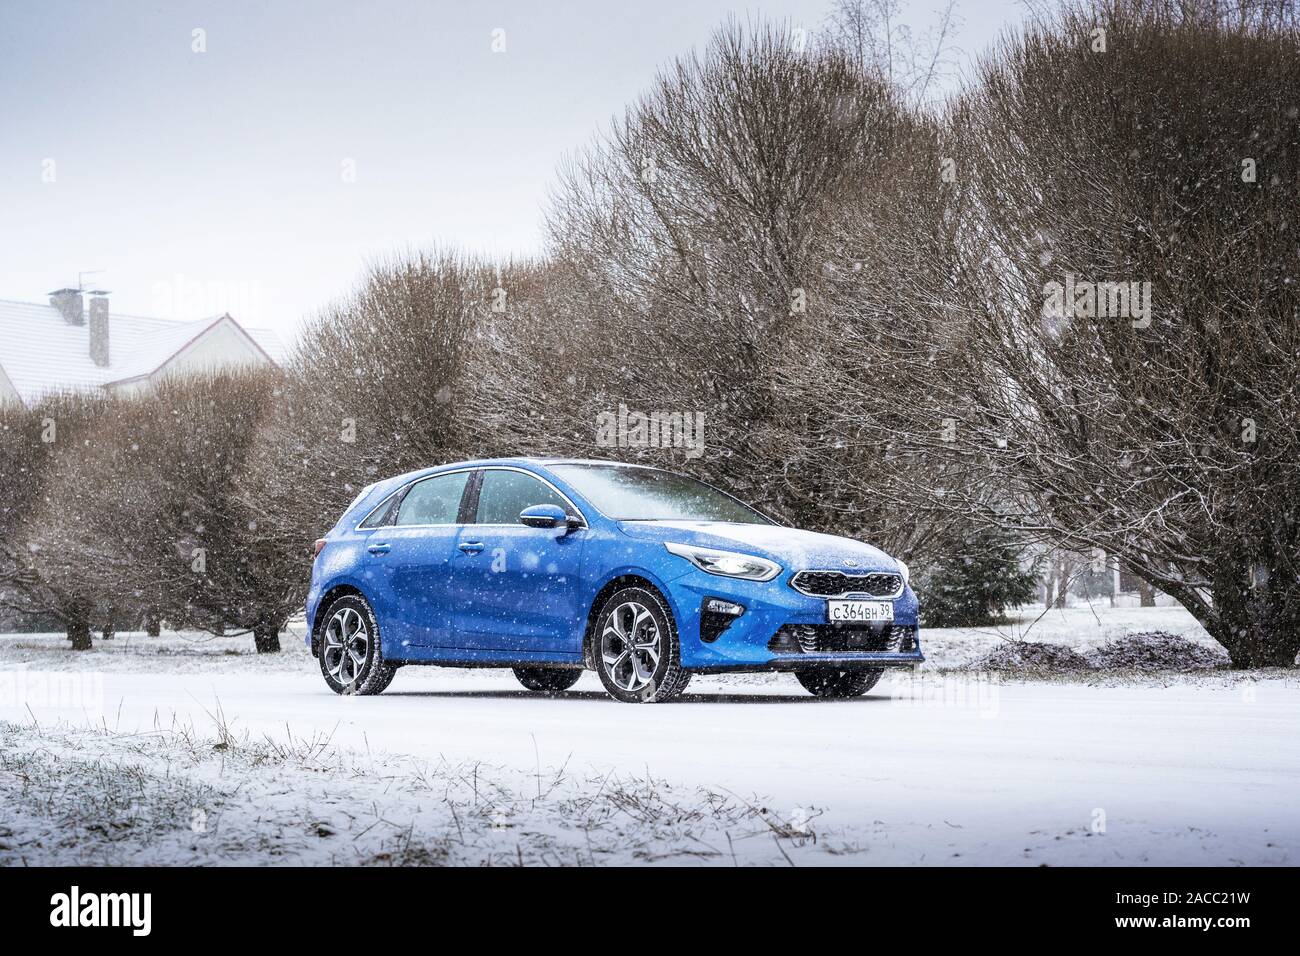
[383,688,889,704]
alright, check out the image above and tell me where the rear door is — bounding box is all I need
[447,468,587,656]
[363,469,472,649]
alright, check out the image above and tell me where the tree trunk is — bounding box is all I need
[1051,557,1070,609]
[1044,566,1062,607]
[1137,579,1156,608]
[145,611,161,637]
[253,620,281,654]
[67,620,93,651]
[1212,573,1300,669]
[1218,621,1300,668]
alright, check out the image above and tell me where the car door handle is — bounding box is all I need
[367,543,391,555]
[458,541,485,554]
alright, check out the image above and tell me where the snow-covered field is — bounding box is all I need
[1,605,1296,866]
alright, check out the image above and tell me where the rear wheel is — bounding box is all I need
[593,586,690,703]
[796,669,882,698]
[319,595,396,696]
[513,666,582,694]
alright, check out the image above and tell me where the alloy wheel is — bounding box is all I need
[323,606,369,685]
[599,600,662,693]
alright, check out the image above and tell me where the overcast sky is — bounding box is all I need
[1,0,1025,343]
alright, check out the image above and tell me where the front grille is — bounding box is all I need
[768,624,915,655]
[791,570,904,598]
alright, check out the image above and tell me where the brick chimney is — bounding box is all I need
[49,288,84,325]
[88,292,111,367]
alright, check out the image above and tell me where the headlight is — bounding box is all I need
[665,542,782,581]
[896,559,910,585]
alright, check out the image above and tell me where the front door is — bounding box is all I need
[447,468,586,657]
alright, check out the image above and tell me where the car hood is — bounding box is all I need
[615,520,899,572]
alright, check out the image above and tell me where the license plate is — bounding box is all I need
[827,600,894,623]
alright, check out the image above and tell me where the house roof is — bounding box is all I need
[0,298,289,407]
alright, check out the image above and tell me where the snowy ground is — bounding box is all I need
[1,604,1296,866]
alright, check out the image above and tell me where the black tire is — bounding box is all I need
[591,585,690,703]
[796,669,883,698]
[318,594,396,696]
[513,666,582,694]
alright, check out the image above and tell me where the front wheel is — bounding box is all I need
[593,586,690,703]
[319,595,396,695]
[796,669,882,698]
[513,666,582,694]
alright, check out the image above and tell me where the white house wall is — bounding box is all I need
[108,318,273,397]
[158,318,268,377]
[107,377,155,398]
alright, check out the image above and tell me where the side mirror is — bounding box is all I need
[519,504,579,533]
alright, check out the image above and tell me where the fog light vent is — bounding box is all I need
[700,598,744,643]
[898,626,918,653]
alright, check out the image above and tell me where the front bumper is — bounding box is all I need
[664,566,924,673]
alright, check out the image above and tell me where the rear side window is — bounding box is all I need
[475,470,569,524]
[395,472,470,526]
[357,494,400,529]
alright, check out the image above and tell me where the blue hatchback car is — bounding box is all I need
[306,458,922,702]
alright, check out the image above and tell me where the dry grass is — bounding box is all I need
[0,713,852,867]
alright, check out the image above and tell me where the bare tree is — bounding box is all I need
[863,0,1300,666]
[760,90,991,562]
[545,20,937,535]
[0,392,112,648]
[25,371,296,652]
[823,0,963,106]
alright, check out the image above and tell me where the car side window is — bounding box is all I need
[475,470,569,524]
[357,494,400,529]
[394,472,470,526]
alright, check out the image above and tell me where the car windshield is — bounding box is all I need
[550,464,771,524]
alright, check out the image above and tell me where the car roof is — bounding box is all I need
[520,457,658,468]
[378,456,657,488]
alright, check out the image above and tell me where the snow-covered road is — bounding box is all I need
[5,663,1296,864]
